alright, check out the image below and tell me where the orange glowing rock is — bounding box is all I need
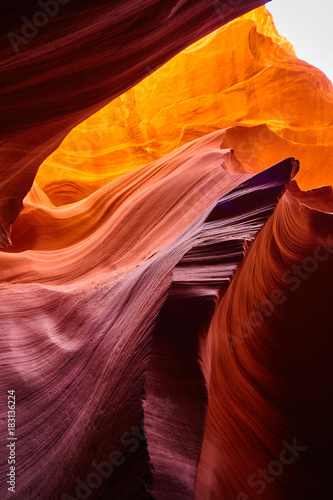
[1,3,333,499]
[36,6,333,206]
[0,0,267,247]
[1,132,252,280]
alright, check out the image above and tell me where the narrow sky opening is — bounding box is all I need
[267,0,333,83]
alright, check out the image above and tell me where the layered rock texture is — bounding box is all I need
[0,3,332,500]
[0,0,267,247]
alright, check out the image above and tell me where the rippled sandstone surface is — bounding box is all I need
[35,7,333,207]
[0,3,332,500]
[0,0,267,247]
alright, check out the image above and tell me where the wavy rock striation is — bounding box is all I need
[196,181,333,500]
[0,158,296,499]
[1,3,332,500]
[143,159,298,499]
[0,0,267,247]
[34,6,333,207]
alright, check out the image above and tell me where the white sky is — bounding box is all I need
[267,0,333,83]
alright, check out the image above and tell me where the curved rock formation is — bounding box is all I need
[34,6,333,207]
[196,182,333,499]
[143,159,298,499]
[1,3,332,500]
[0,134,253,282]
[0,0,267,247]
[0,158,297,499]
